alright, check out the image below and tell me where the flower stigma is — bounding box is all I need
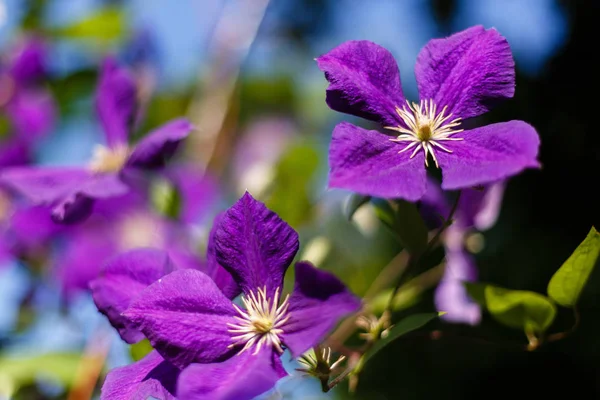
[88,144,130,173]
[227,286,290,355]
[384,99,463,168]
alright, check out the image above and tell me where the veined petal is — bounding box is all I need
[282,261,361,357]
[435,249,481,325]
[0,166,89,204]
[100,351,179,400]
[123,269,237,369]
[329,122,427,200]
[215,192,299,298]
[437,120,540,190]
[90,248,175,344]
[95,57,137,148]
[177,348,286,400]
[415,25,515,120]
[206,212,241,300]
[126,118,192,169]
[316,40,405,126]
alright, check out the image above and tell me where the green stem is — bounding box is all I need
[384,190,462,315]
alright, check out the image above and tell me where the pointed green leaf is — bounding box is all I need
[344,193,371,221]
[547,226,600,307]
[466,283,556,334]
[0,353,81,397]
[49,7,125,42]
[364,313,440,362]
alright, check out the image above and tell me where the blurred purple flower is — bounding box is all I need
[422,180,505,325]
[316,25,540,201]
[56,166,219,299]
[98,192,359,399]
[0,37,56,167]
[0,58,190,224]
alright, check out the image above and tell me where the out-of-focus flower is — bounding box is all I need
[55,165,219,300]
[316,25,540,201]
[97,192,360,399]
[0,58,190,224]
[0,37,56,167]
[422,179,505,325]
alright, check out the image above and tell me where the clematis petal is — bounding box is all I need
[51,173,130,224]
[123,269,237,369]
[329,122,427,201]
[316,40,405,126]
[206,212,241,300]
[0,139,29,167]
[282,261,361,357]
[9,37,47,83]
[100,351,179,400]
[6,89,56,140]
[95,57,137,148]
[437,120,540,190]
[435,249,481,325]
[0,166,89,204]
[177,348,286,400]
[415,26,515,119]
[215,192,299,297]
[126,118,192,169]
[90,248,175,344]
[415,25,515,120]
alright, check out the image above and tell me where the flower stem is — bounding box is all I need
[384,190,462,315]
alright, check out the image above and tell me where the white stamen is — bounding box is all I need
[227,287,290,355]
[384,99,464,168]
[88,144,130,173]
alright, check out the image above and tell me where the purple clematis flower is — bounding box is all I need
[0,37,56,167]
[107,192,360,399]
[422,179,505,324]
[316,25,540,201]
[0,57,190,223]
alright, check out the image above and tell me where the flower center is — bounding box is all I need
[227,287,290,355]
[88,144,130,173]
[384,99,464,168]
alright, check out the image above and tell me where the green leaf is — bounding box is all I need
[364,313,440,363]
[371,198,428,254]
[129,339,154,362]
[0,353,81,397]
[266,143,319,228]
[466,283,557,334]
[150,178,182,219]
[344,193,371,221]
[547,226,600,307]
[49,7,125,42]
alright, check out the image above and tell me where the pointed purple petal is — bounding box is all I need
[329,122,427,200]
[6,89,56,140]
[123,269,237,369]
[415,25,515,120]
[126,118,191,169]
[0,166,89,203]
[95,57,137,148]
[51,173,130,224]
[437,121,540,190]
[206,212,241,300]
[435,249,481,325]
[316,40,405,126]
[282,261,361,357]
[215,192,299,297]
[177,348,286,400]
[91,249,175,344]
[100,351,179,400]
[9,37,47,83]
